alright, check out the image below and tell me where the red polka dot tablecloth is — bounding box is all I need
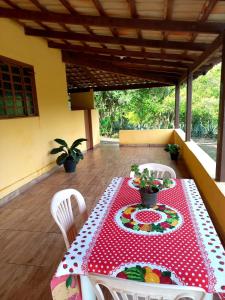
[55,178,225,296]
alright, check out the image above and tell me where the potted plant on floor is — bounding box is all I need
[164,144,180,161]
[50,138,87,173]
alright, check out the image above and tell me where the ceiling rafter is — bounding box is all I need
[180,34,222,83]
[1,7,225,33]
[2,0,50,31]
[1,0,222,90]
[180,0,220,80]
[113,62,182,75]
[161,0,174,56]
[127,0,145,53]
[25,28,209,51]
[91,0,125,52]
[29,0,73,47]
[62,51,178,84]
[68,82,171,93]
[183,0,218,57]
[48,41,196,62]
[59,0,107,49]
[65,51,186,72]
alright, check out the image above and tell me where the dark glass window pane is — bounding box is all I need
[0,107,5,115]
[13,75,21,83]
[26,93,33,101]
[27,107,34,115]
[15,93,23,101]
[16,99,23,107]
[11,66,20,74]
[25,85,32,91]
[17,107,25,115]
[14,84,22,91]
[23,68,31,76]
[2,73,10,81]
[0,99,4,107]
[3,82,11,89]
[0,89,3,97]
[24,77,31,84]
[5,91,13,105]
[6,107,15,116]
[0,64,9,72]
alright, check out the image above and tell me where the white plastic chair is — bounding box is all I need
[89,274,207,300]
[130,163,176,179]
[51,189,87,249]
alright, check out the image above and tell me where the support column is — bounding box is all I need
[185,71,193,141]
[174,83,180,129]
[216,33,225,181]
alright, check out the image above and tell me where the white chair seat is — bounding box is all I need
[130,163,176,179]
[89,274,207,300]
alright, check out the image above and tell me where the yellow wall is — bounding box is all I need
[119,129,174,145]
[0,19,88,199]
[70,90,94,110]
[174,129,225,243]
[91,109,100,146]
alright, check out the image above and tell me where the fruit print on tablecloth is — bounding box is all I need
[111,263,183,285]
[115,203,183,235]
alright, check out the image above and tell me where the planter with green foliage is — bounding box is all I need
[50,138,87,173]
[164,144,180,161]
[131,165,174,208]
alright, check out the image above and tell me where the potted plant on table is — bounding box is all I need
[164,144,180,161]
[50,138,87,173]
[131,165,173,208]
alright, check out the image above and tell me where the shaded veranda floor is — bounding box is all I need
[0,144,190,300]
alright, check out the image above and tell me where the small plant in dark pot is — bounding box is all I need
[50,138,87,173]
[164,144,180,161]
[131,165,173,208]
[131,165,160,208]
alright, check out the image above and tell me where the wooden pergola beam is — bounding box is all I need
[68,83,171,93]
[62,51,178,84]
[64,51,185,73]
[180,35,222,82]
[185,71,193,141]
[25,28,208,51]
[1,7,225,33]
[216,32,225,182]
[174,83,180,129]
[113,62,182,75]
[48,41,196,62]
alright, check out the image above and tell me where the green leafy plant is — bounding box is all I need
[131,164,141,177]
[164,144,180,155]
[131,165,173,194]
[50,138,87,166]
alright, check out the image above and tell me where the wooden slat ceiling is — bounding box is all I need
[0,0,224,91]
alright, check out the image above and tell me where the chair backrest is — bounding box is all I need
[89,274,206,300]
[51,189,86,249]
[130,163,176,179]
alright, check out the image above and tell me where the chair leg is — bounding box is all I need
[80,275,96,300]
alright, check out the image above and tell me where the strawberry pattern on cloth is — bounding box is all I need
[55,177,225,297]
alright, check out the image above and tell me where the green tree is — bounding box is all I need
[94,63,221,139]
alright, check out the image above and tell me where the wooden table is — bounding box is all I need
[51,177,225,300]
